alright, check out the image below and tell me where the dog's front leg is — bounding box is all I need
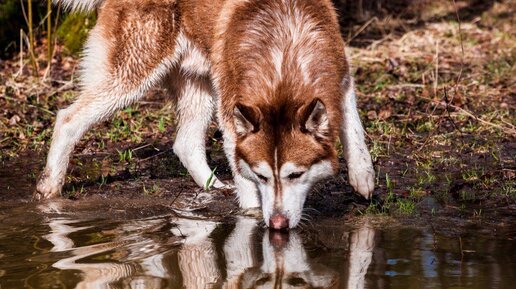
[221,131,261,211]
[340,78,375,199]
[173,76,226,190]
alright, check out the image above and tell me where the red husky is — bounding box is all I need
[36,0,375,229]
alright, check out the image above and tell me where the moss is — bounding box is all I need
[57,12,96,55]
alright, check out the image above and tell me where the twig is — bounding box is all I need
[449,103,516,135]
[138,149,172,162]
[422,95,516,135]
[27,0,38,74]
[19,0,29,26]
[387,83,426,89]
[452,0,465,85]
[434,41,439,96]
[348,17,378,43]
[442,87,465,145]
[500,119,515,129]
[17,29,24,77]
[47,0,52,67]
[369,34,394,50]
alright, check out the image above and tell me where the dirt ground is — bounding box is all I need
[0,0,514,232]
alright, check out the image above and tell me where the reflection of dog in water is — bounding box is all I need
[43,214,374,288]
[173,218,340,289]
[232,230,338,288]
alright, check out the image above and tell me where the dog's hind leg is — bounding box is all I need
[36,0,179,199]
[340,77,375,199]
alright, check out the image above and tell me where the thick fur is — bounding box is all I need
[38,0,375,228]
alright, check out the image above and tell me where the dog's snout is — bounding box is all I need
[269,213,289,230]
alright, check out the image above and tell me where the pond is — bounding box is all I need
[0,200,514,289]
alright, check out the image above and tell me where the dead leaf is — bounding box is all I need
[378,106,392,120]
[367,110,377,120]
[9,115,20,126]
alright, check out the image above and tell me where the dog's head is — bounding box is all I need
[233,88,339,229]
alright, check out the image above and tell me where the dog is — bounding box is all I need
[36,0,375,229]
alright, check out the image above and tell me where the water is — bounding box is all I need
[0,202,514,289]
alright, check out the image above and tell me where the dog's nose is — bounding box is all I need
[269,214,289,230]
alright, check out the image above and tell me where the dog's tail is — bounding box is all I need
[54,0,105,12]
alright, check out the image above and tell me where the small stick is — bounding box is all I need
[449,103,516,135]
[434,41,439,96]
[452,0,465,85]
[47,0,52,66]
[348,17,378,44]
[419,96,516,136]
[17,29,24,76]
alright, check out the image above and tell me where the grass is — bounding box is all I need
[360,173,419,217]
[204,167,217,191]
[116,149,133,163]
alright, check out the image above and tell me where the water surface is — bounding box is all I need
[0,202,514,289]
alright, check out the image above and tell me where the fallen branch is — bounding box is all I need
[447,103,516,136]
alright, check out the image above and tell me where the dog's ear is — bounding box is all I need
[234,103,261,136]
[300,98,330,140]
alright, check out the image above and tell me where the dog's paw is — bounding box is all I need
[240,207,262,219]
[211,179,234,190]
[348,162,375,199]
[34,173,62,201]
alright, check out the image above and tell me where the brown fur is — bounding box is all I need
[101,0,179,83]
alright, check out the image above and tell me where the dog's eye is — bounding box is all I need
[287,172,304,180]
[256,173,268,182]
